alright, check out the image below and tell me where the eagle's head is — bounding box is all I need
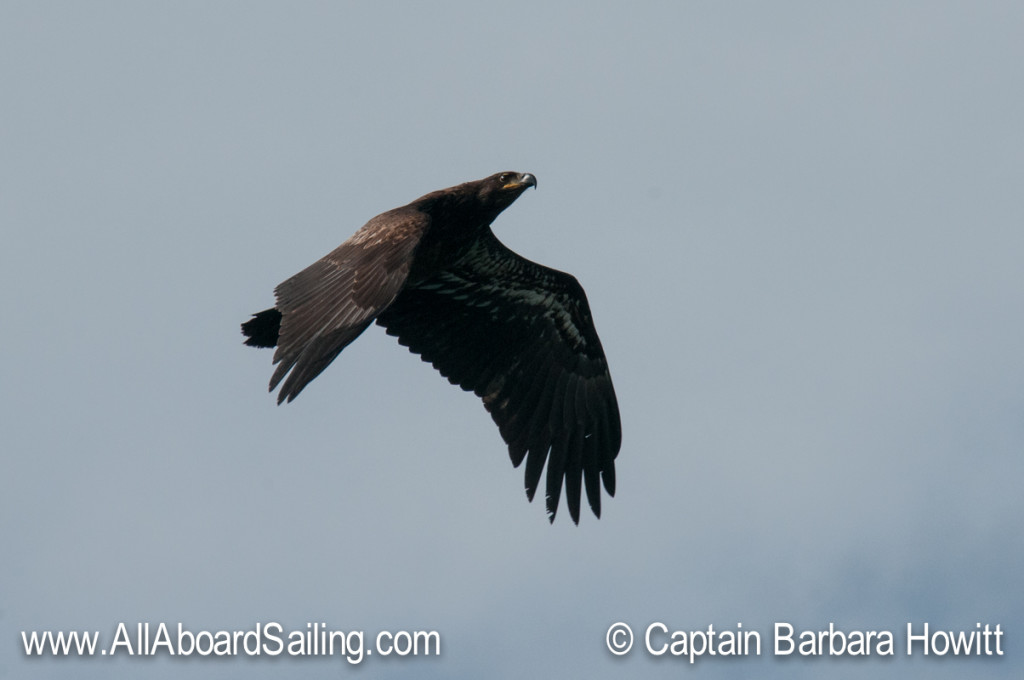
[415,172,537,231]
[472,171,537,220]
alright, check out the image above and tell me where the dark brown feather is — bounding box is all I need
[241,172,621,523]
[376,230,621,523]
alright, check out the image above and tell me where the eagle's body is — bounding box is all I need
[243,172,620,523]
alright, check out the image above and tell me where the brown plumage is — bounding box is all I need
[242,172,621,523]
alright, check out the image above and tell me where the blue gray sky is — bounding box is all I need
[2,2,1022,678]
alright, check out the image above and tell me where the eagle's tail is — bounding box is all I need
[241,308,282,348]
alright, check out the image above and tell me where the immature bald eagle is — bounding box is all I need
[242,172,620,523]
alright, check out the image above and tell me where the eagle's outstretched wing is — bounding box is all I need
[251,209,429,403]
[376,229,621,523]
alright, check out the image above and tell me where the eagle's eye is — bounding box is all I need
[498,173,513,185]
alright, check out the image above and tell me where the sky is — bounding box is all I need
[2,2,1022,678]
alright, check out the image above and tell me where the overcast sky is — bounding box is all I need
[2,2,1022,678]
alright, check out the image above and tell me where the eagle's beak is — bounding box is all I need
[519,173,537,189]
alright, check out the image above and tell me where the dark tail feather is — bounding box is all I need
[242,308,283,348]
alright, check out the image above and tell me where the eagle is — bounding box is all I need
[242,172,621,523]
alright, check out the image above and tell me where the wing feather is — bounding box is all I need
[376,229,620,523]
[269,210,428,403]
